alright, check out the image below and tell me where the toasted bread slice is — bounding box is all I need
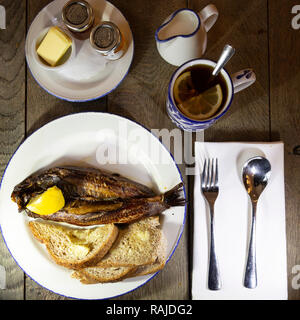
[132,230,167,277]
[71,217,167,284]
[97,216,164,267]
[73,256,166,284]
[28,221,118,269]
[72,257,165,284]
[72,266,137,284]
[132,260,165,277]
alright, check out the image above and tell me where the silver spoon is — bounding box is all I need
[242,156,271,289]
[212,44,235,76]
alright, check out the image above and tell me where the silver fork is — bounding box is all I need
[201,158,221,290]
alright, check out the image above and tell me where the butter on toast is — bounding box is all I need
[133,229,167,276]
[29,216,167,284]
[97,216,165,267]
[28,221,118,269]
[70,217,167,283]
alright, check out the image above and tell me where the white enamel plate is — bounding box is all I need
[0,113,186,299]
[25,0,134,101]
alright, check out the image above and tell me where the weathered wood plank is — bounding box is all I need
[0,0,26,300]
[107,0,189,300]
[269,0,300,300]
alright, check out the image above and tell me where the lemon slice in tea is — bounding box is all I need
[26,186,65,215]
[179,84,223,120]
[173,71,197,104]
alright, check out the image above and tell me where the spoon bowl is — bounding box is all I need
[242,156,271,202]
[242,156,271,289]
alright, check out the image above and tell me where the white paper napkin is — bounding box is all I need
[192,142,288,300]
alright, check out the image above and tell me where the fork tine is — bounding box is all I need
[201,158,219,190]
[206,158,210,189]
[209,158,214,188]
[215,158,218,187]
[201,159,207,188]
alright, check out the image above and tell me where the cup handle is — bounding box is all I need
[198,4,219,32]
[231,69,256,93]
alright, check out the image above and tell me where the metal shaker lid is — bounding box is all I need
[90,21,121,54]
[62,0,94,32]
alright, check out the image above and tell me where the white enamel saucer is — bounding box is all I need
[25,0,134,102]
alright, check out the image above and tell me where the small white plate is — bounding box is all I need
[0,113,186,300]
[25,0,134,101]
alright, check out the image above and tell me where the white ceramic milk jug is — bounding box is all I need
[155,5,219,66]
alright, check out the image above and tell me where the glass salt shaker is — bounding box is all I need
[90,21,125,60]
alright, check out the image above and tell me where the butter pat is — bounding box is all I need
[71,244,90,258]
[37,26,72,67]
[135,230,150,241]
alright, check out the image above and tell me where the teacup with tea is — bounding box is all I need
[167,59,256,131]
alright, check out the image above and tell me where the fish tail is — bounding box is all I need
[163,182,186,207]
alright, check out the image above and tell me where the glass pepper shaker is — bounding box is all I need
[62,0,94,33]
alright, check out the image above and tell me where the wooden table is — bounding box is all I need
[0,0,299,300]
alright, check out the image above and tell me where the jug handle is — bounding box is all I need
[198,4,219,32]
[231,69,256,93]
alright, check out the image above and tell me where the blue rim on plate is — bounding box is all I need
[26,40,135,103]
[0,112,187,300]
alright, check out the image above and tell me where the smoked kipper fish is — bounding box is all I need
[11,166,185,226]
[24,184,184,226]
[12,166,156,208]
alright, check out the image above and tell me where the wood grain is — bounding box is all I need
[269,0,300,300]
[0,0,26,300]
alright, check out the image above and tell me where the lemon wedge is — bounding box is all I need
[173,71,197,104]
[179,84,223,120]
[26,186,65,215]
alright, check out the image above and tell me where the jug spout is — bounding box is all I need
[155,8,201,43]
